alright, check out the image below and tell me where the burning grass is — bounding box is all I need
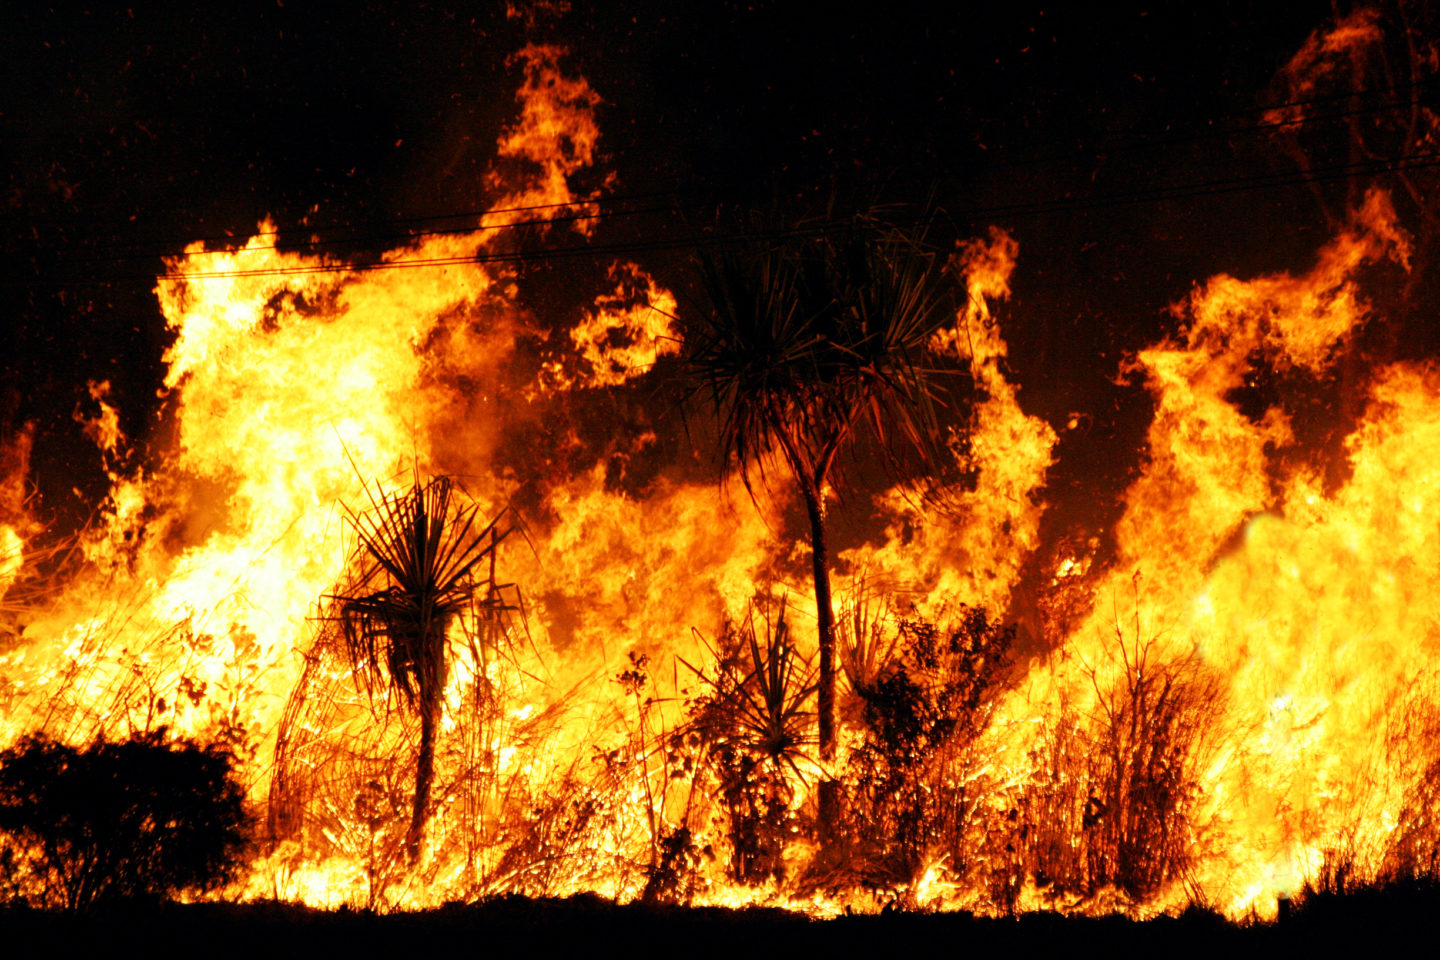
[5,15,1440,926]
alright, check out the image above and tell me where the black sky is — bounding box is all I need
[1,1,1432,542]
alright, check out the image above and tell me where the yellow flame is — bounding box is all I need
[5,30,1440,922]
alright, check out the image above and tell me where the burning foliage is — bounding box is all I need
[990,588,1226,914]
[834,604,1014,906]
[684,210,959,861]
[5,10,1440,924]
[328,475,514,861]
[679,598,817,888]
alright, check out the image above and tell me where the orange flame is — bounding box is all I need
[4,30,1440,922]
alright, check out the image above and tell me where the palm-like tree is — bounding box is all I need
[684,213,955,791]
[682,596,818,784]
[332,475,510,861]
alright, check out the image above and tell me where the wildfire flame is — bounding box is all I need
[3,23,1439,921]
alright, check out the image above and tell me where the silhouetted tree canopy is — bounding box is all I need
[0,732,251,911]
[684,208,958,846]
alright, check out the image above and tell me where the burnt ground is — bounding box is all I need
[1,885,1437,959]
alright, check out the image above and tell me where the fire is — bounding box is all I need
[565,262,680,389]
[1265,8,1385,127]
[850,225,1056,616]
[5,21,1440,922]
[974,186,1421,919]
[490,43,609,228]
[0,428,33,600]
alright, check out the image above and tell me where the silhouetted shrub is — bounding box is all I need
[682,599,816,886]
[839,604,1014,901]
[1079,639,1224,899]
[0,731,251,911]
[994,626,1226,908]
[1379,686,1440,884]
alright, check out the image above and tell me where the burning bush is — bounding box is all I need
[0,732,251,911]
[992,606,1227,910]
[676,598,817,889]
[1377,683,1440,885]
[1080,637,1224,899]
[835,603,1014,904]
[266,471,583,906]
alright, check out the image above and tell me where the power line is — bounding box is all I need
[59,189,695,262]
[109,91,1440,266]
[16,77,1433,267]
[984,93,1437,176]
[1213,75,1438,119]
[61,199,693,266]
[25,143,1439,287]
[142,150,1440,283]
[945,151,1440,220]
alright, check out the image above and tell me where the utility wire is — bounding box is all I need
[156,88,1440,263]
[57,189,695,261]
[14,77,1433,266]
[982,92,1437,175]
[141,150,1440,283]
[60,200,692,266]
[27,127,1438,284]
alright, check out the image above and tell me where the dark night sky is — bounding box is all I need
[1,1,1433,543]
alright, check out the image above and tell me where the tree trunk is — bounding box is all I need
[802,482,841,848]
[801,483,836,762]
[407,685,440,862]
